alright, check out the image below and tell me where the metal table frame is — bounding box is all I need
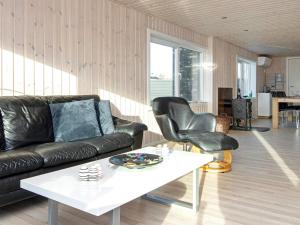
[47,169,200,225]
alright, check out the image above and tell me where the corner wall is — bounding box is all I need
[91,0,211,144]
[212,37,264,117]
[0,0,265,145]
[265,57,286,91]
[0,0,211,144]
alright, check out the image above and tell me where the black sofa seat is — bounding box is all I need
[0,150,43,178]
[0,157,98,195]
[29,142,98,168]
[79,133,133,154]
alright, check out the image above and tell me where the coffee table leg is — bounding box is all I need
[110,207,120,225]
[48,199,58,225]
[142,169,201,213]
[192,168,200,213]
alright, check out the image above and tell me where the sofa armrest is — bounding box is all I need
[113,116,148,150]
[113,117,148,136]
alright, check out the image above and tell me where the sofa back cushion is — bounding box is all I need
[0,96,54,151]
[97,100,115,134]
[44,95,100,104]
[50,99,101,142]
[44,95,102,134]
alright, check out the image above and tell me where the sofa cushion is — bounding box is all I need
[30,142,98,167]
[0,150,43,178]
[0,157,99,195]
[79,133,133,154]
[49,99,101,142]
[97,100,114,134]
[0,96,54,150]
[44,95,100,104]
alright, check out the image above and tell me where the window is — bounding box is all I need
[149,33,204,103]
[237,57,256,98]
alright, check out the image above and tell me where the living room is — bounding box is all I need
[0,0,299,225]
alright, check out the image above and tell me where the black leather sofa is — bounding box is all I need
[0,95,147,207]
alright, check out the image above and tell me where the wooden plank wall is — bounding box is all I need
[265,56,286,84]
[212,37,264,118]
[0,0,78,96]
[0,0,209,144]
[0,0,266,144]
[95,0,209,144]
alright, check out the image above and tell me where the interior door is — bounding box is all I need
[288,58,300,96]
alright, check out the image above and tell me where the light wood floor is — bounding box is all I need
[0,119,300,225]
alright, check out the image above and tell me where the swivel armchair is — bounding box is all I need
[152,97,239,173]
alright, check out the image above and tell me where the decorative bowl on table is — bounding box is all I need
[109,153,163,169]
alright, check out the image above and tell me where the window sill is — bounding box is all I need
[188,101,209,104]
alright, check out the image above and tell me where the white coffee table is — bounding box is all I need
[21,147,213,225]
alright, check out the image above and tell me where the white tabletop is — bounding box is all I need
[21,147,213,216]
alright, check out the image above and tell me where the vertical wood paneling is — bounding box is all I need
[2,0,14,95]
[61,0,70,95]
[84,0,92,95]
[24,0,35,95]
[53,0,62,95]
[69,0,78,95]
[1,0,78,96]
[93,0,209,144]
[265,57,286,83]
[34,0,44,95]
[212,37,261,118]
[91,0,98,95]
[44,0,54,95]
[77,0,84,94]
[97,0,104,97]
[14,0,25,95]
[0,0,213,144]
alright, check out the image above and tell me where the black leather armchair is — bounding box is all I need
[152,97,239,172]
[153,97,215,139]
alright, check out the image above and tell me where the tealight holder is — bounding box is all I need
[79,164,103,181]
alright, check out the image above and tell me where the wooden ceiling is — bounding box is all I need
[113,0,300,56]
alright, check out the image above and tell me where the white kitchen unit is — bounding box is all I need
[258,93,272,117]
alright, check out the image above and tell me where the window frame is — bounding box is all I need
[236,56,257,98]
[147,29,205,105]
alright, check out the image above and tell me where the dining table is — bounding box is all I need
[272,97,300,128]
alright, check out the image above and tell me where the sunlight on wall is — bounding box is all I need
[252,130,299,187]
[202,62,218,72]
[99,89,162,136]
[2,50,13,95]
[0,49,77,96]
